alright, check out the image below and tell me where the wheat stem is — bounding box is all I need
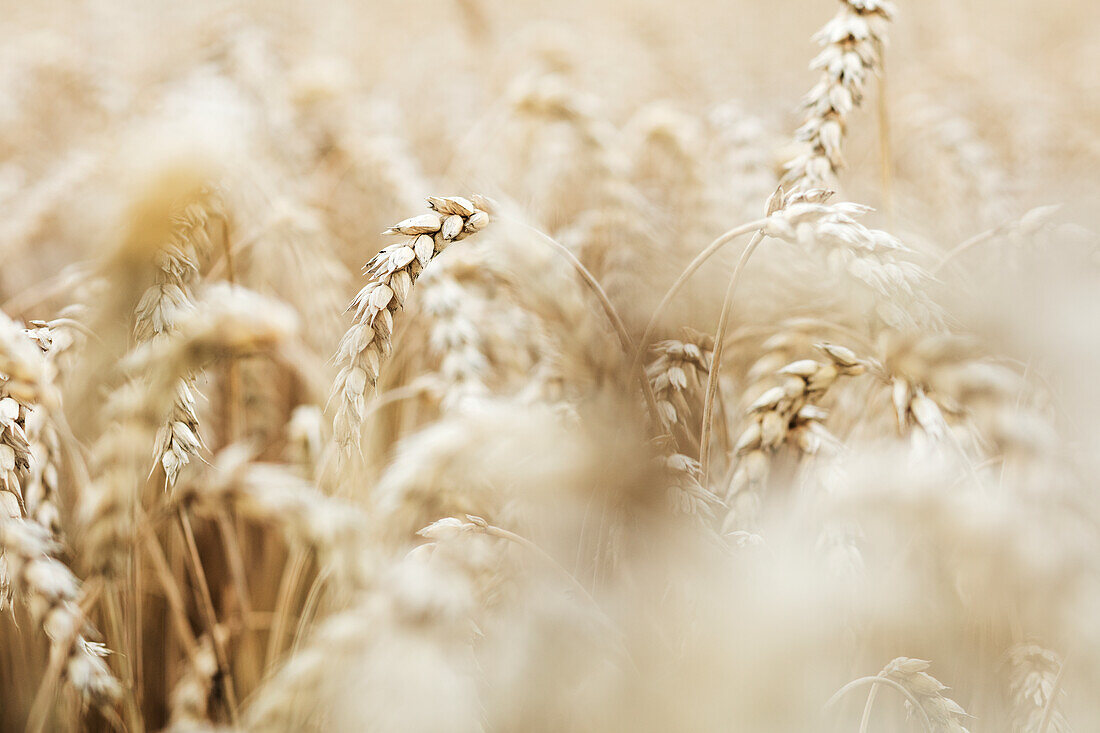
[699,231,765,484]
[266,546,310,673]
[632,217,769,375]
[876,70,894,227]
[857,680,879,733]
[505,217,662,419]
[824,675,933,733]
[177,507,240,725]
[104,586,144,733]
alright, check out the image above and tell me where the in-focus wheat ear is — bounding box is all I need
[783,0,896,190]
[331,196,492,455]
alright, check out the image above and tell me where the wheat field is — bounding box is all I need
[1,0,1098,730]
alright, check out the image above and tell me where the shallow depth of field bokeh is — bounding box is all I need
[1,0,1099,731]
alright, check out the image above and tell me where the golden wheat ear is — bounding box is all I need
[330,196,492,457]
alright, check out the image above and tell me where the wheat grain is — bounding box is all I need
[133,193,222,488]
[647,331,713,436]
[880,657,971,733]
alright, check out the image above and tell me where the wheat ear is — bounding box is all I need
[331,196,492,455]
[0,311,121,711]
[783,0,896,190]
[724,343,866,532]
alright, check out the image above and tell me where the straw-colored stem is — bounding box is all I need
[507,217,634,352]
[132,535,144,713]
[104,586,144,733]
[177,507,240,725]
[631,217,769,376]
[933,228,999,275]
[876,66,894,227]
[291,567,332,655]
[266,547,310,673]
[139,526,200,658]
[506,218,662,420]
[824,676,933,733]
[480,521,601,610]
[216,511,253,619]
[858,680,879,733]
[699,231,765,484]
[221,226,246,444]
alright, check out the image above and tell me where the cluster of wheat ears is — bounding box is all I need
[1,0,1098,730]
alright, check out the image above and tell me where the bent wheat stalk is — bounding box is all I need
[698,230,765,483]
[632,216,771,372]
[825,675,933,733]
[932,204,1062,275]
[503,216,662,419]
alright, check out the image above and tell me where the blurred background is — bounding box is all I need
[1,0,1099,731]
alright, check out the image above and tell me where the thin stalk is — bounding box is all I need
[932,228,999,275]
[203,221,275,283]
[506,217,633,352]
[265,547,310,673]
[139,526,200,657]
[214,222,259,699]
[132,543,143,714]
[631,217,769,376]
[1,264,90,315]
[858,681,879,733]
[505,217,662,420]
[104,586,144,733]
[469,517,602,613]
[876,65,894,227]
[464,516,632,668]
[216,511,252,620]
[699,231,765,484]
[177,508,240,725]
[220,223,246,444]
[290,567,332,656]
[363,379,437,419]
[824,675,933,733]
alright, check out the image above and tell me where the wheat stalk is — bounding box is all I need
[164,634,219,732]
[828,657,970,732]
[177,445,371,588]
